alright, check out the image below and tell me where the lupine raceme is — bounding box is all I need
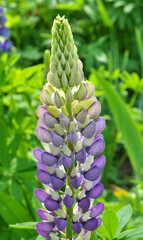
[0,6,12,52]
[33,15,106,240]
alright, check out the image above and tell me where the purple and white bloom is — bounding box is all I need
[34,15,106,240]
[0,7,12,52]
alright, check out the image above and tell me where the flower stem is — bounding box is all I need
[65,93,74,239]
[66,175,74,239]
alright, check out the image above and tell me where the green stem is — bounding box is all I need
[65,94,74,239]
[65,148,74,240]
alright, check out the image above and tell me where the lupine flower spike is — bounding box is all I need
[0,6,12,52]
[34,15,106,240]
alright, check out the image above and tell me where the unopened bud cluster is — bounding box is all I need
[34,15,106,240]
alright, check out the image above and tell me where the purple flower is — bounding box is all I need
[0,27,9,37]
[34,15,106,239]
[0,7,12,52]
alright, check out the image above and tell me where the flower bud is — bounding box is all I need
[76,82,88,101]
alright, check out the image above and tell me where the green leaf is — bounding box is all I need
[0,192,33,224]
[28,236,38,240]
[118,227,143,239]
[0,120,9,169]
[97,0,113,28]
[93,71,143,181]
[0,180,8,192]
[10,222,37,230]
[36,235,47,240]
[97,224,112,240]
[56,2,81,10]
[103,210,119,239]
[116,204,132,235]
[10,179,23,203]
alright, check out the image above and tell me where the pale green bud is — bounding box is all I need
[76,82,88,100]
[86,81,95,99]
[52,71,61,88]
[69,121,76,132]
[66,87,73,103]
[55,123,65,136]
[57,61,63,76]
[48,106,61,118]
[47,71,53,85]
[74,141,82,152]
[62,71,68,88]
[40,89,53,106]
[63,145,72,157]
[54,91,64,108]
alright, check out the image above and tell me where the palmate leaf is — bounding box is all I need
[93,71,143,181]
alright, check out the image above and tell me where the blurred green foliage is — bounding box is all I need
[0,0,143,239]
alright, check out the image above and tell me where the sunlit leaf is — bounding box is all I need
[116,204,132,235]
[10,222,37,230]
[118,227,143,239]
[103,210,119,239]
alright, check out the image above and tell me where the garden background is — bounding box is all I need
[0,0,143,239]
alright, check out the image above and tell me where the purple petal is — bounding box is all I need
[33,148,44,161]
[72,222,82,234]
[95,117,106,135]
[2,40,12,52]
[37,170,51,184]
[90,202,104,218]
[0,27,9,37]
[97,217,102,227]
[91,155,106,169]
[87,183,104,199]
[92,174,101,186]
[56,218,68,231]
[70,175,82,189]
[87,100,101,119]
[63,195,74,209]
[37,119,48,129]
[37,105,48,121]
[35,188,50,202]
[67,129,78,144]
[37,209,49,220]
[82,121,95,138]
[44,198,60,211]
[84,166,101,181]
[60,112,70,128]
[36,127,51,143]
[61,154,73,169]
[87,136,105,156]
[83,218,98,231]
[78,197,90,213]
[37,161,48,171]
[76,108,87,123]
[76,149,87,163]
[36,221,55,232]
[41,151,58,166]
[51,175,65,190]
[35,228,50,239]
[51,131,64,147]
[43,111,58,128]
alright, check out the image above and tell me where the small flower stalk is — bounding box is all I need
[0,6,12,52]
[34,15,106,240]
